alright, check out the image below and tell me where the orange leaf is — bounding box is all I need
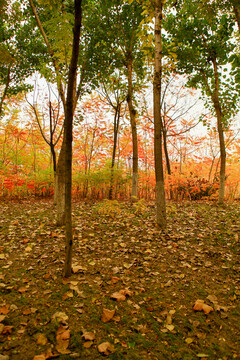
[101,308,115,323]
[0,306,9,315]
[98,342,114,355]
[110,288,132,301]
[193,300,213,314]
[82,331,95,341]
[56,325,70,354]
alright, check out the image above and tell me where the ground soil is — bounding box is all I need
[0,199,239,360]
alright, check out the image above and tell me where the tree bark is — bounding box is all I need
[212,58,226,205]
[232,1,240,32]
[153,0,166,228]
[63,0,82,278]
[126,57,138,201]
[0,64,12,117]
[109,102,121,200]
[55,139,66,224]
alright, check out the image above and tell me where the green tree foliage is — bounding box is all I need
[0,1,47,116]
[164,0,240,203]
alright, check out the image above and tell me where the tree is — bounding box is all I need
[153,0,167,228]
[29,0,82,277]
[26,82,64,176]
[0,1,45,118]
[97,74,126,199]
[164,0,240,204]
[97,0,148,200]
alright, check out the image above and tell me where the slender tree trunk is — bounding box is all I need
[126,58,138,201]
[212,58,226,204]
[153,0,166,228]
[55,139,66,224]
[50,144,57,176]
[232,1,240,32]
[215,104,226,204]
[109,103,120,200]
[0,64,12,117]
[163,128,171,175]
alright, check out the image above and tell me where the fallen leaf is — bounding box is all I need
[62,291,74,300]
[165,324,174,331]
[193,300,213,314]
[25,246,32,252]
[206,295,218,304]
[69,284,82,296]
[98,342,114,355]
[110,288,132,301]
[101,308,116,323]
[197,354,209,358]
[83,341,93,348]
[52,312,69,324]
[37,333,48,345]
[88,260,96,266]
[185,337,194,344]
[18,287,28,293]
[56,325,70,354]
[113,315,121,322]
[0,315,6,322]
[1,325,13,334]
[0,306,9,315]
[72,264,86,273]
[33,355,46,360]
[82,332,95,341]
[111,291,126,301]
[166,315,172,325]
[23,308,37,315]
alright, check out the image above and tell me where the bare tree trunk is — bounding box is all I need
[163,128,171,175]
[232,1,240,32]
[126,58,138,201]
[215,104,226,204]
[153,0,166,229]
[0,64,12,117]
[109,103,121,200]
[63,0,82,278]
[55,139,66,225]
[212,58,226,205]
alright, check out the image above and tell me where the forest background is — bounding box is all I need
[0,0,239,208]
[1,1,240,359]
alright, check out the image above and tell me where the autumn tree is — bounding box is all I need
[26,82,64,176]
[28,0,83,277]
[97,74,127,199]
[164,0,240,204]
[96,0,149,200]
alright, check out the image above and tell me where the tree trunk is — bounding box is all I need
[153,0,166,228]
[126,58,138,201]
[0,64,12,117]
[232,1,240,32]
[63,0,82,277]
[163,127,171,175]
[109,103,120,200]
[54,139,66,225]
[212,58,226,205]
[215,104,226,204]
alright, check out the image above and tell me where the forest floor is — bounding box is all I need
[0,198,240,360]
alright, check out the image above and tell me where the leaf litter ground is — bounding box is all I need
[0,199,240,360]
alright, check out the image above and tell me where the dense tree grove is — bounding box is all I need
[0,0,240,271]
